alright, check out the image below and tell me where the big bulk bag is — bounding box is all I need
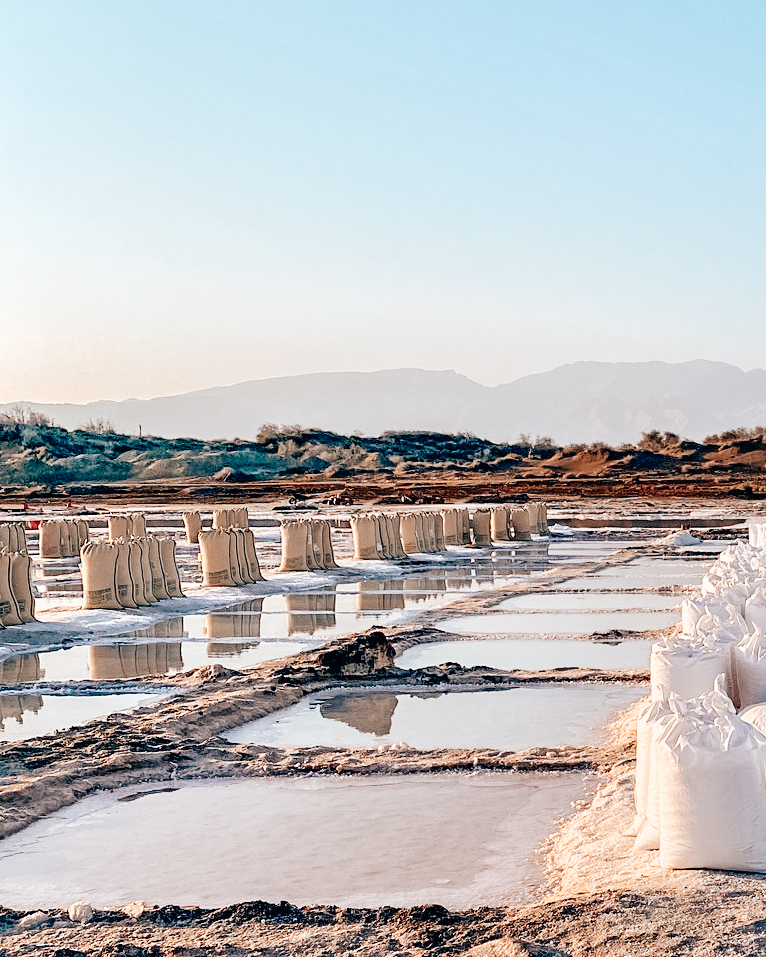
[80,542,121,611]
[241,528,264,581]
[128,541,149,606]
[399,513,419,555]
[38,521,62,559]
[350,515,380,561]
[279,521,310,572]
[472,510,491,547]
[199,529,236,587]
[650,635,729,701]
[0,554,22,626]
[9,553,34,622]
[656,688,766,871]
[183,511,202,544]
[108,516,131,541]
[511,508,531,541]
[733,628,766,709]
[319,521,338,569]
[159,538,184,597]
[491,507,510,542]
[440,509,458,546]
[112,540,138,609]
[134,538,159,603]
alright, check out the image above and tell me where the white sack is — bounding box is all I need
[80,542,121,611]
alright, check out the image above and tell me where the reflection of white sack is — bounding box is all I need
[657,686,766,871]
[9,553,34,622]
[109,516,131,542]
[183,511,202,544]
[159,538,183,597]
[199,529,236,587]
[650,636,728,701]
[80,542,121,611]
[351,515,380,561]
[472,510,491,547]
[278,521,309,572]
[112,539,138,609]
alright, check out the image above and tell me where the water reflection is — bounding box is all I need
[321,693,398,735]
[284,592,337,635]
[0,693,43,730]
[0,654,42,685]
[356,580,405,613]
[88,643,183,680]
[206,642,261,658]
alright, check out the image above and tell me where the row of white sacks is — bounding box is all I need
[635,533,766,871]
[39,519,89,558]
[0,522,28,556]
[351,504,548,562]
[81,538,183,610]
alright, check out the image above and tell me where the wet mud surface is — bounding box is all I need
[0,519,759,955]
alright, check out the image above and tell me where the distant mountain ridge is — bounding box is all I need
[4,360,766,445]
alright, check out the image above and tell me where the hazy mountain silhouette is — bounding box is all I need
[5,361,766,445]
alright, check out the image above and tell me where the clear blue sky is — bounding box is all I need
[2,0,765,402]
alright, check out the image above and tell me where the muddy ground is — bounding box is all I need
[0,516,764,955]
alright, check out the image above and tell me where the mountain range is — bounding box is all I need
[5,360,766,446]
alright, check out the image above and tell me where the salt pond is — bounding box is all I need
[397,638,653,672]
[0,691,171,742]
[223,684,647,751]
[438,610,678,636]
[496,593,680,612]
[0,772,596,910]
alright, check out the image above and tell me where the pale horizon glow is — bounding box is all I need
[2,1,765,404]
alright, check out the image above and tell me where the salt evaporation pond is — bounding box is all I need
[0,772,596,910]
[438,610,678,636]
[497,593,680,612]
[0,638,325,684]
[397,638,653,672]
[224,684,647,751]
[0,691,170,742]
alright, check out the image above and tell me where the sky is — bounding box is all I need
[2,0,765,403]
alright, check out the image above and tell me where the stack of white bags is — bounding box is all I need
[0,523,34,625]
[635,531,766,871]
[81,512,184,610]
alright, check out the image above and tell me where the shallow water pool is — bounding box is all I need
[223,683,647,751]
[397,638,653,672]
[496,593,680,612]
[438,610,677,636]
[0,691,170,741]
[0,772,596,910]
